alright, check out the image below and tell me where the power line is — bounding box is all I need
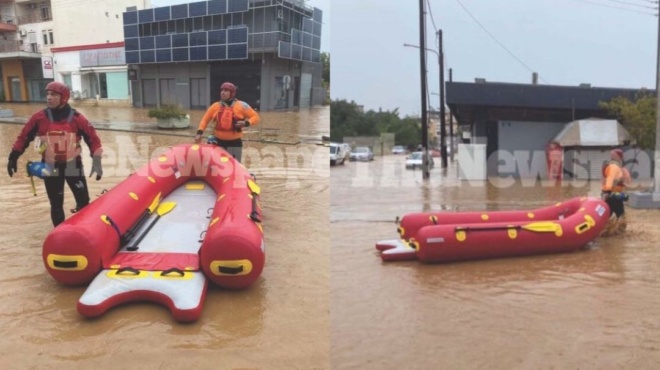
[565,0,657,15]
[426,0,439,34]
[453,0,550,83]
[601,0,658,9]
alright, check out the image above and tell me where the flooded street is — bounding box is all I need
[331,155,660,369]
[0,104,329,369]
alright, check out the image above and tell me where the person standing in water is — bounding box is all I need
[601,148,631,236]
[194,82,260,162]
[6,81,103,227]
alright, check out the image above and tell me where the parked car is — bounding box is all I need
[391,145,406,155]
[405,151,435,169]
[330,142,350,165]
[350,146,374,161]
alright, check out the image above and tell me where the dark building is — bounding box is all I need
[122,0,324,111]
[446,80,649,178]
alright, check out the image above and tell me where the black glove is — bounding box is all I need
[89,156,103,181]
[601,191,611,201]
[7,150,19,177]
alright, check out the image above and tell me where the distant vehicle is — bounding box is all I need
[330,142,350,165]
[391,145,406,155]
[406,151,434,170]
[350,146,374,161]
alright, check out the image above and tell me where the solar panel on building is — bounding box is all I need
[189,2,207,17]
[208,29,226,45]
[228,0,248,13]
[190,46,208,61]
[138,9,154,23]
[171,4,188,19]
[227,27,247,43]
[123,11,138,25]
[140,50,155,63]
[126,51,140,63]
[125,38,139,51]
[139,36,155,50]
[172,47,189,61]
[208,45,227,60]
[124,24,138,38]
[227,44,247,59]
[208,0,227,15]
[156,49,172,62]
[156,35,171,49]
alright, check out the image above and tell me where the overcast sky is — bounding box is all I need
[332,0,658,117]
[150,0,330,52]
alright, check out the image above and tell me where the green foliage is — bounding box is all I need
[148,104,188,120]
[599,90,655,149]
[320,52,330,87]
[330,99,421,147]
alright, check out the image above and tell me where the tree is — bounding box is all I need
[330,99,421,147]
[599,90,656,150]
[320,52,330,87]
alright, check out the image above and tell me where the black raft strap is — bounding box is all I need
[116,267,140,275]
[160,268,185,277]
[53,260,78,269]
[219,265,244,275]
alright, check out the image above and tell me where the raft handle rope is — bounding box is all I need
[160,268,185,277]
[103,215,122,241]
[247,179,261,223]
[207,208,214,219]
[116,266,140,275]
[198,230,207,243]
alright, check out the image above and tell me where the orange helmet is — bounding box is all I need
[220,82,236,100]
[46,81,70,106]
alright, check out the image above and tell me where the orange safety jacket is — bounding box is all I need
[601,160,630,193]
[197,99,259,141]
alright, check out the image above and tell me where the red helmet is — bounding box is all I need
[610,148,623,161]
[46,81,70,106]
[220,82,236,100]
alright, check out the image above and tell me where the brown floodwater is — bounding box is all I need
[0,104,329,369]
[331,155,660,369]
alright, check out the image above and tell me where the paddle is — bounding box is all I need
[126,201,177,251]
[120,192,162,246]
[247,179,261,223]
[455,221,562,234]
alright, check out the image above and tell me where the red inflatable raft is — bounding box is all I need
[42,143,264,322]
[376,197,609,263]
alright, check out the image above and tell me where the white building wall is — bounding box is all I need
[51,0,151,47]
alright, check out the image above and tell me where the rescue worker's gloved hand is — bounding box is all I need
[7,150,20,177]
[194,130,203,143]
[89,156,103,181]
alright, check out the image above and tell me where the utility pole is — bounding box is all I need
[655,10,660,193]
[438,30,448,169]
[419,0,429,180]
[449,68,454,161]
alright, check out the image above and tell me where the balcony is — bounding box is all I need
[0,40,19,52]
[0,14,17,32]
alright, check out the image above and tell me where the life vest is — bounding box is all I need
[601,160,626,192]
[42,108,80,163]
[216,102,235,131]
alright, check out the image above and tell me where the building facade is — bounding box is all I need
[0,0,149,104]
[0,0,54,102]
[123,0,325,111]
[446,80,648,179]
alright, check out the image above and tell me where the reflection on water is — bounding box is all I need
[0,105,329,369]
[332,155,660,369]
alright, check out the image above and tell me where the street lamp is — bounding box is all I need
[404,36,448,169]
